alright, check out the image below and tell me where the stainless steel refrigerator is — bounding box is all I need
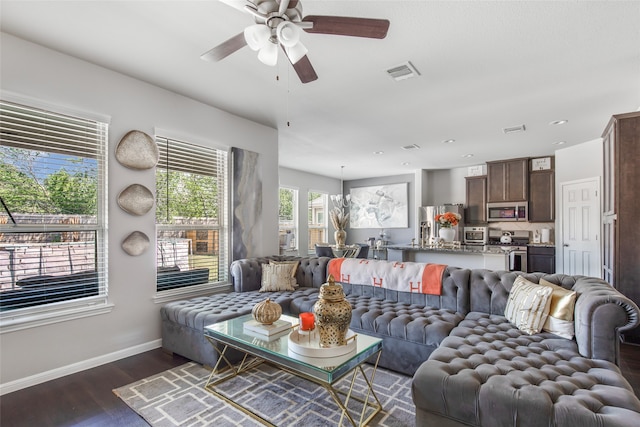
[419,204,465,244]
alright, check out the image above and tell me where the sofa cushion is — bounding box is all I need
[504,276,553,334]
[413,312,640,426]
[349,295,465,346]
[160,288,319,330]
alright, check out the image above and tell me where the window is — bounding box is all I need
[0,100,108,322]
[308,192,328,253]
[155,136,228,293]
[278,187,298,254]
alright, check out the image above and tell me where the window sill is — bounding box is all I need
[0,298,114,334]
[153,282,233,305]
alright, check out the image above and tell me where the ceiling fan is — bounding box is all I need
[201,0,390,83]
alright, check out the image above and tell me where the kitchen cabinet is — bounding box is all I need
[527,246,555,274]
[602,111,640,344]
[528,157,555,222]
[487,158,528,202]
[465,175,487,223]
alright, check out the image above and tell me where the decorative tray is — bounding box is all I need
[288,328,357,358]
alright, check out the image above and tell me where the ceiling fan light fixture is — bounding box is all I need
[258,39,278,66]
[244,24,271,51]
[285,41,308,64]
[277,21,300,47]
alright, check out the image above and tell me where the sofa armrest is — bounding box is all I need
[230,257,272,293]
[572,276,640,364]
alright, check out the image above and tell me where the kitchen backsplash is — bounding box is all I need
[488,222,555,242]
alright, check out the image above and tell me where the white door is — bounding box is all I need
[561,178,601,277]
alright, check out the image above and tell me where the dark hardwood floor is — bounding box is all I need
[0,349,189,427]
[1,345,639,427]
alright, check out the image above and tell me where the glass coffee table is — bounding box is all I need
[203,314,383,427]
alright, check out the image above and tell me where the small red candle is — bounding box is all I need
[299,312,315,331]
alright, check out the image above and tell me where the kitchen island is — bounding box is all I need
[386,245,510,270]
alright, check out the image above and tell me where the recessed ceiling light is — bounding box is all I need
[373,151,384,155]
[401,162,411,166]
[442,139,455,144]
[552,141,566,145]
[462,154,474,158]
[401,144,420,150]
[550,119,568,125]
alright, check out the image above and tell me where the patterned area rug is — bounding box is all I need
[113,361,415,426]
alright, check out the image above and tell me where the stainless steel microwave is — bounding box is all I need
[487,202,528,222]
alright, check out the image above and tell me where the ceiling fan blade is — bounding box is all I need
[289,54,318,84]
[302,15,390,39]
[278,0,290,16]
[217,0,256,13]
[200,32,247,62]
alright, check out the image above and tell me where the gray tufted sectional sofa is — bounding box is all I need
[160,256,640,426]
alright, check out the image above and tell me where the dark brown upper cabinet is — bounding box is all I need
[465,175,487,224]
[528,157,555,222]
[487,158,529,202]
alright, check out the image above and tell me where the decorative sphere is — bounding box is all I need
[252,298,282,325]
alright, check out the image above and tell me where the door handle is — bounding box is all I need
[563,244,569,247]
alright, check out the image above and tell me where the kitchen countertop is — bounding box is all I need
[527,243,556,248]
[386,245,511,255]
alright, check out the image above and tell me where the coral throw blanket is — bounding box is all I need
[327,258,446,296]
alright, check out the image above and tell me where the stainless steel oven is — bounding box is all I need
[487,202,528,222]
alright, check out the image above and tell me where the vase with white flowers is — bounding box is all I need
[435,211,461,242]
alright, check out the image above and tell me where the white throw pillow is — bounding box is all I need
[539,278,577,339]
[260,263,297,292]
[505,276,553,335]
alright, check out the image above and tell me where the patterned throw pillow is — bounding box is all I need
[539,278,577,339]
[260,263,297,292]
[269,260,299,288]
[505,276,553,335]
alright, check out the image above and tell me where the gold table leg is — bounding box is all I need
[326,351,383,427]
[203,336,382,427]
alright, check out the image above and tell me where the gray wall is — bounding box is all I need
[0,32,279,391]
[554,138,604,275]
[278,167,340,255]
[344,174,416,246]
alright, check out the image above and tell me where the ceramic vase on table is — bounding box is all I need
[313,275,352,348]
[439,227,456,242]
[334,229,347,248]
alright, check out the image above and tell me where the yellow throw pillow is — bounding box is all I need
[539,278,577,339]
[260,263,297,292]
[505,276,553,335]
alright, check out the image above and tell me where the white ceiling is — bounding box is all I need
[1,1,639,180]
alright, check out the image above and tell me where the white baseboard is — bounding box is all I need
[0,339,162,396]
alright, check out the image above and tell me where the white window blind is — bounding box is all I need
[155,136,228,292]
[279,187,298,254]
[0,100,107,313]
[308,192,328,253]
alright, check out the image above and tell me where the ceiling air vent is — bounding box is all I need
[401,144,420,150]
[502,124,526,134]
[386,61,420,81]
